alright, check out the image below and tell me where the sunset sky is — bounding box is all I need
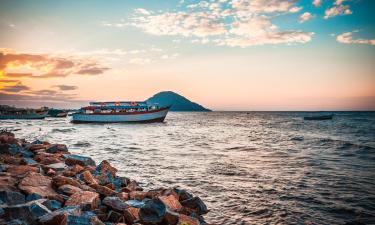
[0,0,374,110]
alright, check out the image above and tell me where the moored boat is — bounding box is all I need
[0,105,48,120]
[71,101,170,123]
[47,109,68,117]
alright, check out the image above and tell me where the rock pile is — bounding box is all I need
[0,130,210,225]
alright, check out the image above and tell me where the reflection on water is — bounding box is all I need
[2,112,375,224]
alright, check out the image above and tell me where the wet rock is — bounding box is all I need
[129,191,148,201]
[6,219,28,225]
[21,158,38,166]
[52,175,81,188]
[65,191,100,211]
[125,180,143,192]
[26,193,43,202]
[7,165,40,177]
[44,162,68,172]
[116,192,129,201]
[34,153,62,165]
[57,184,82,196]
[181,197,208,215]
[106,210,125,223]
[46,144,68,154]
[46,168,56,176]
[95,172,114,186]
[64,154,96,167]
[174,188,193,202]
[159,194,182,212]
[0,174,18,192]
[18,172,59,199]
[139,199,166,224]
[39,206,81,225]
[96,160,117,176]
[28,144,47,152]
[89,183,116,197]
[178,214,200,225]
[80,170,98,185]
[2,155,22,165]
[125,199,145,208]
[3,199,51,223]
[123,207,140,224]
[102,196,129,212]
[0,190,25,205]
[0,144,21,155]
[42,199,62,211]
[163,209,179,225]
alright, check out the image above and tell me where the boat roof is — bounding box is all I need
[89,101,148,106]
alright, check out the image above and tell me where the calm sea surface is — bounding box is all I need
[1,112,375,225]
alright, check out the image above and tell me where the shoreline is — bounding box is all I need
[0,130,210,225]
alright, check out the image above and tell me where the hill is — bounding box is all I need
[146,91,211,111]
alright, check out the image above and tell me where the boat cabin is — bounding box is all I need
[80,101,160,114]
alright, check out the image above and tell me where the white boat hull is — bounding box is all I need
[71,107,169,123]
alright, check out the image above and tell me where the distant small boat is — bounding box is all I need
[71,101,170,123]
[304,114,333,121]
[0,105,48,120]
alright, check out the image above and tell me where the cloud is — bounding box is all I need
[336,32,375,46]
[134,8,151,15]
[0,49,110,78]
[1,82,30,93]
[299,12,314,23]
[312,0,322,7]
[52,85,78,91]
[123,0,312,48]
[324,0,352,19]
[129,57,151,65]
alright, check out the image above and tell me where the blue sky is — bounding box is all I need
[0,0,374,110]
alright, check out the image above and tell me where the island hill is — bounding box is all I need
[146,91,211,112]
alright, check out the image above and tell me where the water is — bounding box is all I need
[1,112,375,225]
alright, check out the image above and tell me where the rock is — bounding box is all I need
[139,199,166,224]
[163,209,179,225]
[181,197,208,215]
[21,158,38,166]
[42,199,62,211]
[3,199,51,224]
[96,160,117,177]
[129,191,148,201]
[64,154,96,167]
[39,206,81,225]
[26,193,43,202]
[6,165,39,177]
[123,207,140,224]
[52,175,81,188]
[46,168,56,176]
[0,190,25,205]
[3,155,23,165]
[106,210,125,223]
[125,180,143,192]
[89,183,116,197]
[6,219,28,225]
[34,153,62,165]
[18,172,59,199]
[116,192,129,201]
[178,214,200,225]
[57,184,82,196]
[44,162,68,172]
[159,194,182,212]
[125,199,145,208]
[102,196,129,212]
[80,170,97,185]
[46,144,68,154]
[0,144,22,155]
[28,144,46,152]
[0,174,18,192]
[95,172,114,186]
[174,188,193,202]
[65,191,100,211]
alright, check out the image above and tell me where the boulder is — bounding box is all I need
[95,160,117,177]
[163,209,179,225]
[102,196,129,212]
[0,174,18,192]
[139,199,166,224]
[18,172,59,199]
[159,194,182,212]
[123,207,140,224]
[44,162,67,172]
[125,180,143,192]
[65,191,100,211]
[26,193,43,202]
[79,170,97,185]
[46,144,68,154]
[34,153,62,165]
[174,188,193,202]
[129,191,148,201]
[6,165,39,177]
[89,183,116,197]
[95,172,114,186]
[57,184,82,196]
[0,190,25,205]
[181,197,208,215]
[52,175,81,188]
[42,199,62,211]
[39,206,81,225]
[125,200,145,208]
[21,158,38,166]
[178,214,200,225]
[64,154,96,167]
[116,192,129,201]
[3,155,23,165]
[3,199,51,224]
[106,210,125,223]
[28,144,47,152]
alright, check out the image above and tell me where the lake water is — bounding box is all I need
[1,112,375,224]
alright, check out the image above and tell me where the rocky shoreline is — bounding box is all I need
[0,130,210,225]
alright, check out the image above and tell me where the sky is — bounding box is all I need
[0,0,374,110]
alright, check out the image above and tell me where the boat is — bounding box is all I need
[47,109,68,117]
[71,101,170,123]
[303,114,333,121]
[0,105,48,120]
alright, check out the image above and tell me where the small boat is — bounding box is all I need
[0,105,48,120]
[304,114,333,121]
[71,101,170,123]
[47,109,68,117]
